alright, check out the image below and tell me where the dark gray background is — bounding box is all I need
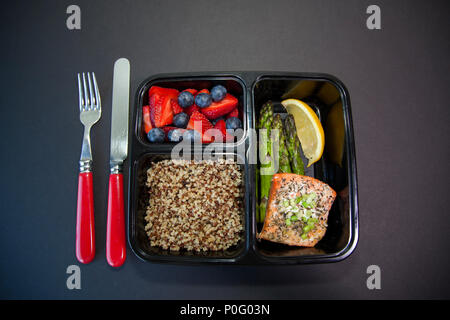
[1,0,449,299]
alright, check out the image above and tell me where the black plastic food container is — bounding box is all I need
[128,72,358,265]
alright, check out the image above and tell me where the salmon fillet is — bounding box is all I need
[257,173,336,247]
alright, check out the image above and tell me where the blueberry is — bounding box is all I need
[147,128,165,143]
[211,85,227,102]
[178,91,194,108]
[167,129,184,142]
[225,117,242,130]
[173,112,189,128]
[183,130,201,142]
[195,93,212,108]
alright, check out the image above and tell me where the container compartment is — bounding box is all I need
[127,71,357,265]
[251,75,358,263]
[128,151,250,264]
[134,75,247,148]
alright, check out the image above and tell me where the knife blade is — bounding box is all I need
[106,57,130,267]
[110,58,130,167]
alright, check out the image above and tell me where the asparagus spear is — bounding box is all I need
[258,102,274,223]
[284,114,305,175]
[272,114,291,174]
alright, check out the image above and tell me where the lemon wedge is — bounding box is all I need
[281,99,325,167]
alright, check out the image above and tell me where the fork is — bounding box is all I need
[76,72,101,264]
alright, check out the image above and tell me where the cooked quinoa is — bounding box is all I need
[144,159,244,252]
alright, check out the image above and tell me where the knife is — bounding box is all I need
[106,58,130,267]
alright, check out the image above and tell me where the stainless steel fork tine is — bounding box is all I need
[77,73,84,111]
[82,73,90,109]
[92,73,101,110]
[87,72,95,108]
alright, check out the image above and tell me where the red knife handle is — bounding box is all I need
[76,172,95,264]
[106,173,126,267]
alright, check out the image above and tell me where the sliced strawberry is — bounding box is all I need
[200,93,238,120]
[183,88,198,95]
[187,111,213,132]
[148,86,179,99]
[226,107,239,119]
[213,119,234,143]
[197,88,210,95]
[187,110,214,143]
[170,99,184,115]
[212,119,226,142]
[142,105,153,134]
[149,94,158,108]
[184,103,200,116]
[150,95,174,127]
[148,86,179,122]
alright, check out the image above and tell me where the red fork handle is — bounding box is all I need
[76,172,95,264]
[106,173,126,267]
